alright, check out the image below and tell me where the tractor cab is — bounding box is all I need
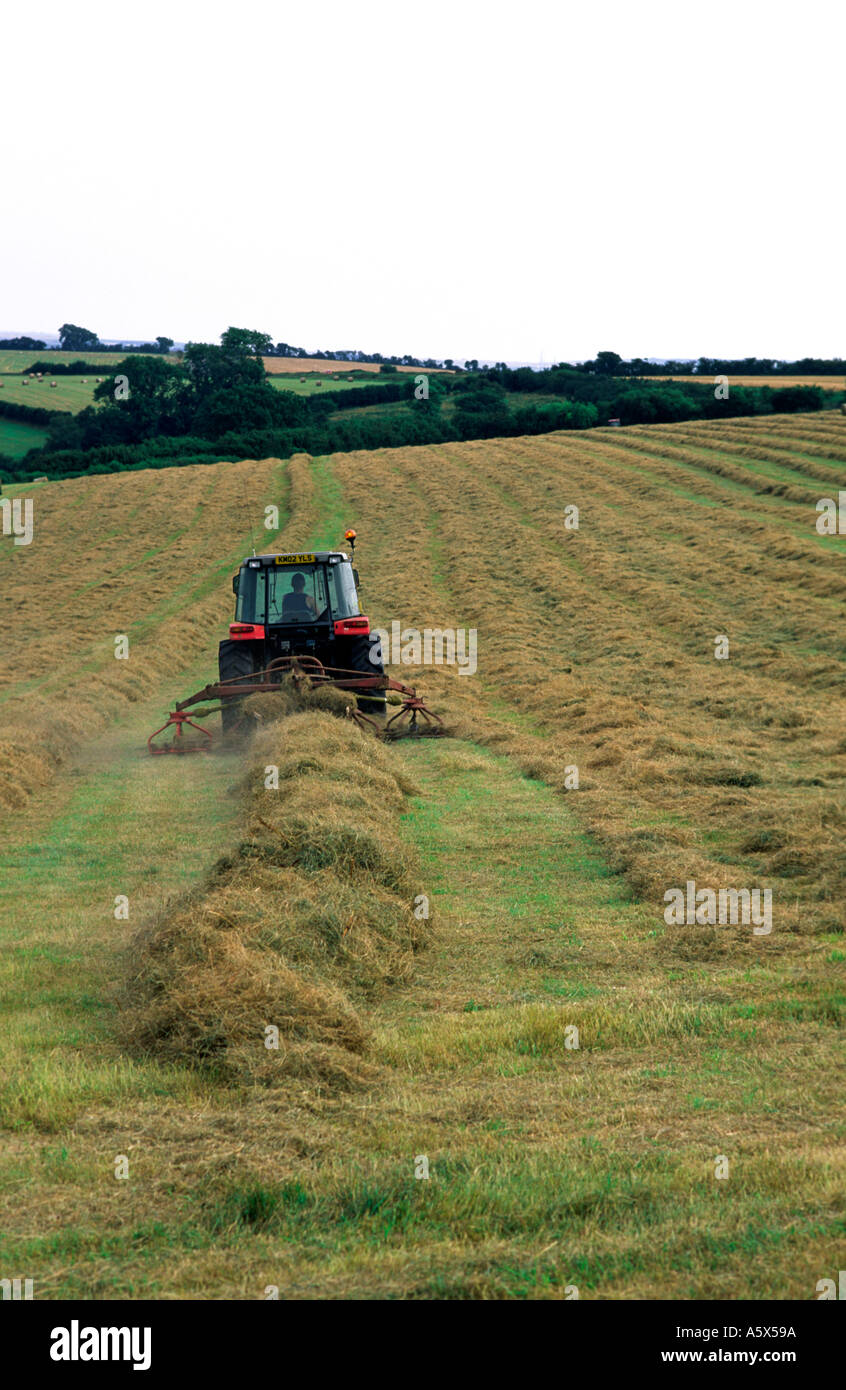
[218,548,382,731]
[231,552,365,638]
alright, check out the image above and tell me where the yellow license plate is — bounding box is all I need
[274,553,316,565]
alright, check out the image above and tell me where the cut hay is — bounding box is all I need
[121,712,427,1087]
[0,453,303,817]
[240,677,355,727]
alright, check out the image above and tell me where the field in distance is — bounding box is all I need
[0,349,170,373]
[0,367,396,416]
[268,373,390,396]
[0,374,102,411]
[0,351,451,376]
[0,360,439,415]
[0,417,48,457]
[646,374,845,391]
[262,356,451,375]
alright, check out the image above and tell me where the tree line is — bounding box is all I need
[0,325,174,354]
[269,342,460,369]
[7,329,842,378]
[1,329,840,485]
[578,350,846,376]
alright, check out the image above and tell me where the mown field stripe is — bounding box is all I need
[0,676,244,1132]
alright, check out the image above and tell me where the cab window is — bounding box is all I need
[235,565,266,624]
[266,565,328,623]
[327,562,360,618]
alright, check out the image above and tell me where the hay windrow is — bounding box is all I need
[0,453,317,815]
[120,711,427,1087]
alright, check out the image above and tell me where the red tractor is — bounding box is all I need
[148,533,443,753]
[219,544,386,736]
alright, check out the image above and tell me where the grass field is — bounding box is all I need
[0,415,843,1299]
[0,417,48,458]
[331,399,411,423]
[646,374,846,392]
[0,369,381,417]
[0,364,417,417]
[0,374,100,412]
[0,350,166,374]
[268,373,385,396]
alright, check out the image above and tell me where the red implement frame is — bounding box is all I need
[147,709,215,756]
[147,656,445,754]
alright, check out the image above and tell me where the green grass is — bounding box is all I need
[0,417,48,458]
[502,391,577,409]
[306,455,349,548]
[331,399,413,423]
[0,350,168,372]
[0,692,244,1132]
[0,373,99,412]
[269,373,381,397]
[0,725,840,1298]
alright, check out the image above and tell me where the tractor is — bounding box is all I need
[218,544,386,737]
[147,531,444,752]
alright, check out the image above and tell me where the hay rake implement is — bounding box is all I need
[147,656,446,755]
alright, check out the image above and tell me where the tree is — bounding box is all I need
[413,373,449,416]
[592,350,623,375]
[609,386,698,425]
[89,355,190,441]
[453,381,512,438]
[0,336,46,351]
[58,323,100,352]
[769,385,826,413]
[155,336,174,353]
[220,326,273,358]
[182,340,265,395]
[191,382,309,438]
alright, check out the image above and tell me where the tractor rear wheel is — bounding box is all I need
[218,640,257,745]
[347,634,387,718]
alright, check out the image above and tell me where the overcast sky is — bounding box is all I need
[2,0,842,363]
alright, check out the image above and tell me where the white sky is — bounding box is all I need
[2,0,843,363]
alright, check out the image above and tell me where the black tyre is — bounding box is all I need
[347,634,387,717]
[218,640,258,744]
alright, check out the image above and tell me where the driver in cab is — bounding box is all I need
[282,571,317,619]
